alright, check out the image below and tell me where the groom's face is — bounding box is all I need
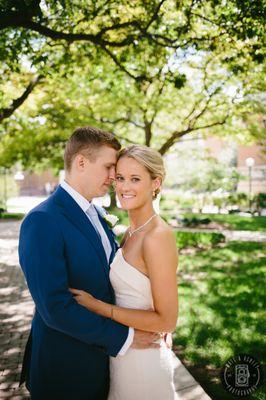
[80,145,117,200]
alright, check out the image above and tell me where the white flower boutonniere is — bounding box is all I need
[103,214,119,229]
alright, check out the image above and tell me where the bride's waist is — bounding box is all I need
[115,295,153,309]
[111,342,171,363]
[115,301,153,309]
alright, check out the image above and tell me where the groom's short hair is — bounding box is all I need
[64,126,121,171]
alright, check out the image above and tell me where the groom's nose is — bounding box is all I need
[109,166,116,181]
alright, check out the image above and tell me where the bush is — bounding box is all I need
[175,231,225,249]
[253,193,266,215]
[0,212,24,220]
[0,206,6,216]
[112,209,129,225]
[181,216,211,227]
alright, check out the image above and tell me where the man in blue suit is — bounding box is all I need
[19,126,159,400]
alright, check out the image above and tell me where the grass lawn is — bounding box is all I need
[182,213,266,232]
[175,241,266,400]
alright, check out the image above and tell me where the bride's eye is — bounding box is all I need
[116,176,124,182]
[132,178,140,182]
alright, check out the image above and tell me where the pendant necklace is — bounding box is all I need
[128,214,157,238]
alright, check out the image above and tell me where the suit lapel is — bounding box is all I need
[52,187,110,280]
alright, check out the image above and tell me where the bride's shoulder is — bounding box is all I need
[143,220,176,252]
[142,224,177,267]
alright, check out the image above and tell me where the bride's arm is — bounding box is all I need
[70,228,178,333]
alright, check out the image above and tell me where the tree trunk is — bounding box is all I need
[109,189,117,210]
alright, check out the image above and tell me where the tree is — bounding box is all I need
[0,0,264,118]
[0,75,42,122]
[0,1,265,169]
[0,44,265,170]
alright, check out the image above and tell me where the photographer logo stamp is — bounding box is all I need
[221,354,262,397]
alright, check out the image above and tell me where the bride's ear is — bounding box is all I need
[152,177,161,193]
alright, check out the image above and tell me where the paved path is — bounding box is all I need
[0,220,213,399]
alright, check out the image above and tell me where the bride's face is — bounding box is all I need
[115,156,159,210]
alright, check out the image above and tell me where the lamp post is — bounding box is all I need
[245,157,255,213]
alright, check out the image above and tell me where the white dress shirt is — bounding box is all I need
[60,180,133,355]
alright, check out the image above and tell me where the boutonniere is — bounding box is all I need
[103,213,119,229]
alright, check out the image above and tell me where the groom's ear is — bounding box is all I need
[75,154,86,171]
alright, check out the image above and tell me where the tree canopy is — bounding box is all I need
[0,0,265,169]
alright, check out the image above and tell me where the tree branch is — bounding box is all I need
[159,114,229,155]
[98,116,144,130]
[0,75,42,122]
[85,113,143,144]
[0,11,139,47]
[100,45,146,81]
[144,0,167,31]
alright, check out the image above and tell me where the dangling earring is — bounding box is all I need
[153,190,156,198]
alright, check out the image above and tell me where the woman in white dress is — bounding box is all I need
[71,145,179,400]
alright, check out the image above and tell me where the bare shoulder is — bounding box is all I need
[142,221,178,274]
[143,220,177,255]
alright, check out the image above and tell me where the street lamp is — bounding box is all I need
[245,157,255,213]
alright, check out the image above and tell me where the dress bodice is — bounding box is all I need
[110,248,154,310]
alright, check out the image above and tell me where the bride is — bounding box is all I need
[71,144,179,400]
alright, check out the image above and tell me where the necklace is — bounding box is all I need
[128,214,157,238]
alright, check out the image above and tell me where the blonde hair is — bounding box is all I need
[118,145,165,198]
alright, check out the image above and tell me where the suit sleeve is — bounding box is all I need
[18,211,129,357]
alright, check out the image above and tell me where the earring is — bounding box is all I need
[153,190,156,197]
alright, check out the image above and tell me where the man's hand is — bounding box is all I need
[130,329,161,349]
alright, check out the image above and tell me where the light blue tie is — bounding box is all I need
[86,205,112,262]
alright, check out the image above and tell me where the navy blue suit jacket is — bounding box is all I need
[18,186,129,400]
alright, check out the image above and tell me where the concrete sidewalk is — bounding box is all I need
[0,221,211,399]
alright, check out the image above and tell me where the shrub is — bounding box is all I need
[175,231,225,249]
[253,193,266,215]
[0,206,6,216]
[181,216,211,227]
[0,212,24,220]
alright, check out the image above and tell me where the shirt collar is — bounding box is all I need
[60,180,93,214]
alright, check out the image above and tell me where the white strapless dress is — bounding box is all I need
[108,248,178,400]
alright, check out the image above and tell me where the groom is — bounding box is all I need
[19,126,159,400]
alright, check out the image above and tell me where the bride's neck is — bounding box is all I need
[128,204,156,231]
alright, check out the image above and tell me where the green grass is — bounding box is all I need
[175,241,266,399]
[182,213,266,231]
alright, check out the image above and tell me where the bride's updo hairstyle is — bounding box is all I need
[117,145,165,199]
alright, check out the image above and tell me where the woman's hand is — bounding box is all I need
[69,288,111,318]
[70,288,99,312]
